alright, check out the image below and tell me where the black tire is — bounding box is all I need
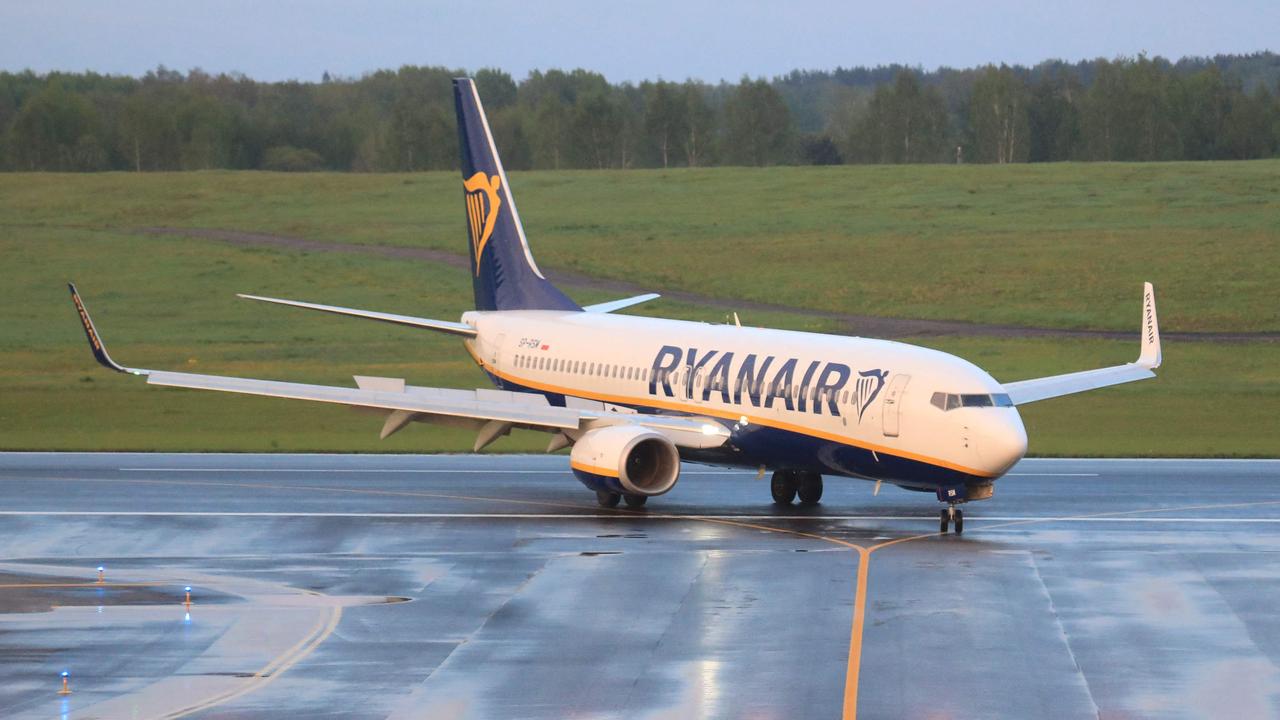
[939,509,950,534]
[623,494,648,508]
[596,490,621,508]
[770,471,798,505]
[797,472,824,505]
[954,509,964,535]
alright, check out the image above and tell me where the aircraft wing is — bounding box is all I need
[69,284,728,450]
[1002,283,1162,405]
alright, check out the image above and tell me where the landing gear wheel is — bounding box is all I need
[596,490,621,508]
[797,472,824,505]
[939,505,963,535]
[770,471,798,505]
[623,494,648,508]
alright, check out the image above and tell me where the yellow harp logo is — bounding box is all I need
[464,172,503,274]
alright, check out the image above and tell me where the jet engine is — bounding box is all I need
[569,425,681,496]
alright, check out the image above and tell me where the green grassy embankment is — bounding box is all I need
[1,163,1276,455]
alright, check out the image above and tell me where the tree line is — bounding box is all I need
[1,53,1278,171]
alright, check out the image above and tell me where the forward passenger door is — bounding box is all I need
[881,374,911,437]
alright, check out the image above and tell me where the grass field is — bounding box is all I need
[1,163,1277,456]
[3,161,1277,332]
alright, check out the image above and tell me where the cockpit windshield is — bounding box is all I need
[931,392,1014,411]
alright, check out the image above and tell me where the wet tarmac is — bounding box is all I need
[1,453,1278,719]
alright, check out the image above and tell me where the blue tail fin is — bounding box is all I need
[453,78,580,312]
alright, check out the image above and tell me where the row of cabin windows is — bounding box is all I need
[515,354,649,381]
[513,353,862,407]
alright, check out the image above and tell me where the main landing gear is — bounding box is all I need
[771,470,823,505]
[595,490,648,509]
[940,505,964,535]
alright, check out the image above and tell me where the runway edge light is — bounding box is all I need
[96,566,104,584]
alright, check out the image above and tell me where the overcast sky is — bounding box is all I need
[2,1,1276,84]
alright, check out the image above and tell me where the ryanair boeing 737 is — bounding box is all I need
[70,78,1162,534]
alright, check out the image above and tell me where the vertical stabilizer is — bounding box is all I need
[453,78,580,312]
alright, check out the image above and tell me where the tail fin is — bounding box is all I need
[453,78,579,312]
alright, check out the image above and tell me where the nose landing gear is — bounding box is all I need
[939,505,964,535]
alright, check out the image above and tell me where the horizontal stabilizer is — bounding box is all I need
[582,293,661,314]
[238,294,477,337]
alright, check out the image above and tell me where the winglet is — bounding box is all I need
[68,283,147,375]
[1137,281,1162,369]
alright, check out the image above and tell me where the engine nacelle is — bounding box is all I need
[570,425,681,497]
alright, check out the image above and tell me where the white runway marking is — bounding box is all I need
[119,467,739,475]
[0,511,1272,523]
[117,467,1098,477]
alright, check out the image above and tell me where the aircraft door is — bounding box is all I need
[881,374,911,437]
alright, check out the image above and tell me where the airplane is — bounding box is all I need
[69,77,1162,534]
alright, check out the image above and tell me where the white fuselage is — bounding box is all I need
[462,310,1027,492]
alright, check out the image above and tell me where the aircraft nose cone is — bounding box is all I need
[978,410,1028,476]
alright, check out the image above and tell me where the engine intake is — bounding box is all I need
[570,425,681,496]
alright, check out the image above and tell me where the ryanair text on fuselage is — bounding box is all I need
[648,345,888,420]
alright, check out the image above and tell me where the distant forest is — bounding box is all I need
[2,52,1278,171]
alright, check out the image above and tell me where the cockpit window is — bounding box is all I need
[932,392,1014,411]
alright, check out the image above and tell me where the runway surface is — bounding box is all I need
[1,453,1278,719]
